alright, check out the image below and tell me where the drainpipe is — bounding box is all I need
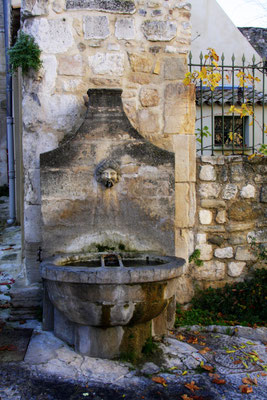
[3,0,16,224]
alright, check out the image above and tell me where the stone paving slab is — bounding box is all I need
[0,321,266,399]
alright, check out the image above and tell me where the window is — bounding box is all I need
[214,116,248,147]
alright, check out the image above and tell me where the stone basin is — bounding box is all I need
[41,252,185,359]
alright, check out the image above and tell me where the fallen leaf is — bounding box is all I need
[239,385,253,394]
[260,372,267,376]
[181,395,193,400]
[184,381,200,392]
[242,377,257,386]
[209,373,220,379]
[152,376,167,386]
[187,337,198,344]
[212,378,226,385]
[182,370,188,376]
[242,361,249,369]
[199,342,206,346]
[233,360,242,365]
[176,334,186,341]
[199,347,211,355]
[19,320,26,325]
[200,363,214,372]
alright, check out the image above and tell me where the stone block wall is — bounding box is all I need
[176,155,267,304]
[20,0,196,283]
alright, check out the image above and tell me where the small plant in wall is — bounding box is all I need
[8,32,42,75]
[189,249,203,267]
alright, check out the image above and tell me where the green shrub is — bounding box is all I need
[175,268,267,327]
[8,32,42,75]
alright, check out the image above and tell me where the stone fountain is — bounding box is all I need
[40,89,185,359]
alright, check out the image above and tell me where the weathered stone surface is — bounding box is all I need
[22,0,48,17]
[89,77,121,87]
[196,233,206,244]
[194,261,225,280]
[141,362,160,375]
[175,276,194,304]
[24,205,42,243]
[199,165,216,181]
[216,210,226,224]
[208,235,224,246]
[222,184,238,200]
[228,233,247,245]
[163,57,187,80]
[41,94,85,132]
[66,0,136,14]
[175,183,189,228]
[138,108,160,134]
[89,52,124,75]
[115,18,135,40]
[228,201,257,221]
[24,18,74,53]
[142,20,177,41]
[201,156,225,165]
[214,247,233,259]
[58,55,84,76]
[40,54,58,93]
[164,83,195,134]
[230,164,244,182]
[247,229,267,243]
[199,210,212,225]
[83,16,110,39]
[139,88,159,107]
[228,261,246,277]
[240,184,255,199]
[198,183,221,199]
[235,246,257,261]
[201,225,225,233]
[196,244,213,260]
[24,168,41,205]
[200,199,226,209]
[260,186,267,203]
[173,135,190,183]
[52,0,64,13]
[128,53,154,73]
[227,221,255,232]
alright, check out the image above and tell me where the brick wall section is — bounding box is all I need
[193,155,266,290]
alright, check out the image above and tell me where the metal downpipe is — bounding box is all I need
[3,0,16,224]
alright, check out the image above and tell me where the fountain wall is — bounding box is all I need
[20,0,196,283]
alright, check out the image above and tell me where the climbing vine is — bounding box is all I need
[184,48,267,157]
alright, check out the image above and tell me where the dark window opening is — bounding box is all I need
[215,116,248,147]
[11,7,21,45]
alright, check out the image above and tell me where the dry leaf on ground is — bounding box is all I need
[181,395,193,400]
[239,385,253,394]
[184,381,200,392]
[199,347,211,355]
[242,377,257,385]
[233,360,242,365]
[152,376,167,386]
[212,378,226,385]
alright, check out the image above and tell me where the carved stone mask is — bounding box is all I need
[100,168,118,188]
[95,159,120,188]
